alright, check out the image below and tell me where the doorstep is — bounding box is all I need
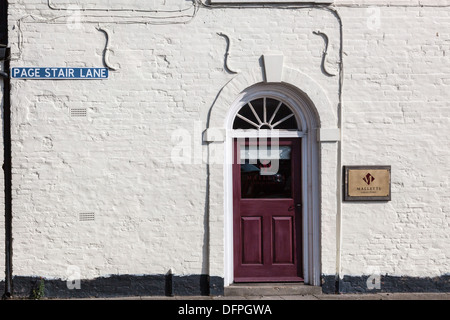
[224,283,322,296]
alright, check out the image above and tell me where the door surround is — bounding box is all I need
[224,83,321,286]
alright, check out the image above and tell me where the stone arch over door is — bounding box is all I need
[205,67,338,287]
[207,67,336,130]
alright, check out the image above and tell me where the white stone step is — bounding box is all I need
[224,283,322,296]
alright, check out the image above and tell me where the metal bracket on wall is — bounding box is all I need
[313,30,336,77]
[217,32,239,75]
[97,26,119,71]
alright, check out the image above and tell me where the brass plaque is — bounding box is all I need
[344,166,391,201]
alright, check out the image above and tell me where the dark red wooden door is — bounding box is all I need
[233,138,303,282]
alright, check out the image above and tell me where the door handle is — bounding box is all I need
[289,204,302,211]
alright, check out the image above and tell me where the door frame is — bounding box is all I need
[224,84,321,287]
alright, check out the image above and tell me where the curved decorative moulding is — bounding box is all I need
[313,30,336,77]
[217,32,239,74]
[96,26,119,71]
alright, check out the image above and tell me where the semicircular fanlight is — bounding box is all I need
[233,97,299,130]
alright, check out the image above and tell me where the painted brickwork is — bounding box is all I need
[341,4,450,279]
[2,0,449,296]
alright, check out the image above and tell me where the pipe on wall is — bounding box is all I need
[1,0,12,299]
[1,47,12,300]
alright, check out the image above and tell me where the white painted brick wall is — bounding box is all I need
[340,5,450,277]
[6,0,450,283]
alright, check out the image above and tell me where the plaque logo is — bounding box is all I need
[363,173,375,185]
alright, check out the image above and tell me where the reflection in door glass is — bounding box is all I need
[240,146,292,199]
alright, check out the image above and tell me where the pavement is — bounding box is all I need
[8,282,450,300]
[71,292,450,300]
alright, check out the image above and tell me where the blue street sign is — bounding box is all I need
[11,67,109,79]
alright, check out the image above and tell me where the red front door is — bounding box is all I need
[233,138,303,282]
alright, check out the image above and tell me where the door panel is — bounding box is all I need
[233,138,303,282]
[272,217,294,264]
[241,217,263,265]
